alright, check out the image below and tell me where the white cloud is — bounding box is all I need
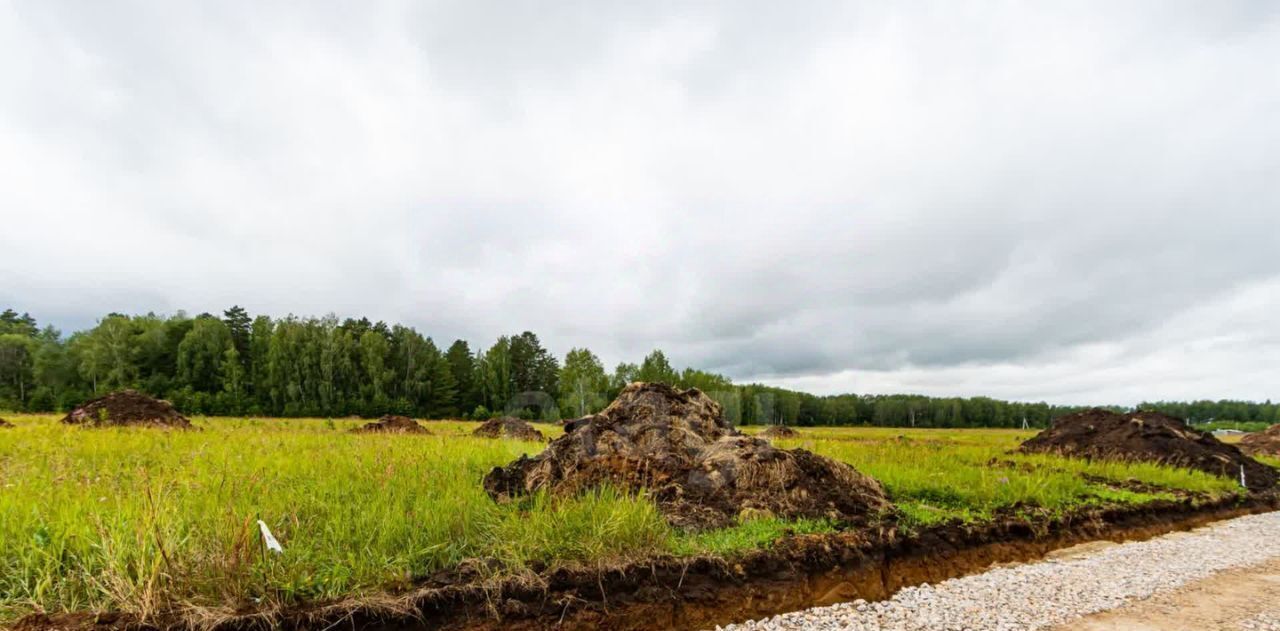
[2,1,1278,405]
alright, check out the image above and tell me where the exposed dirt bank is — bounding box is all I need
[21,492,1277,631]
[60,390,194,429]
[1241,424,1280,458]
[351,415,432,434]
[471,417,544,442]
[1019,408,1275,490]
[758,425,798,439]
[484,383,888,530]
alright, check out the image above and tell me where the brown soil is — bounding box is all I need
[60,390,194,429]
[1019,408,1276,490]
[28,493,1275,631]
[1240,424,1280,457]
[759,425,799,439]
[351,415,432,435]
[1060,555,1280,630]
[472,417,544,442]
[483,382,890,530]
[0,417,13,428]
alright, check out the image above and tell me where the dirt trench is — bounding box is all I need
[51,493,1265,631]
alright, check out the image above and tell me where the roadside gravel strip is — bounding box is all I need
[720,510,1280,631]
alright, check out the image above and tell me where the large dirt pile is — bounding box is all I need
[1239,425,1280,458]
[473,417,544,441]
[483,382,891,529]
[1019,409,1276,490]
[351,415,431,434]
[759,425,799,439]
[61,390,194,429]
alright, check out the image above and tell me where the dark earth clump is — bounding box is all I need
[60,390,195,429]
[351,415,431,434]
[759,425,799,439]
[0,417,12,428]
[1239,424,1280,458]
[483,382,891,530]
[473,417,545,441]
[1019,408,1276,490]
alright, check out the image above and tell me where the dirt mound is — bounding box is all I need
[1239,425,1280,458]
[351,415,431,434]
[60,390,194,429]
[483,382,890,530]
[0,417,12,428]
[473,417,544,441]
[759,425,799,439]
[1019,408,1276,490]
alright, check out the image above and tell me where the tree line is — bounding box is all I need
[1,307,1275,428]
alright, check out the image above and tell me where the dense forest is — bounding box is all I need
[1,308,1276,428]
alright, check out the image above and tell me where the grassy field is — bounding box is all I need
[0,415,1246,623]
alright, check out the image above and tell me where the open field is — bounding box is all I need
[0,415,1249,625]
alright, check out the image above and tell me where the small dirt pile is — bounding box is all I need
[0,417,12,428]
[759,425,799,439]
[1019,409,1276,490]
[472,417,544,441]
[351,415,431,434]
[483,382,890,530]
[1239,425,1280,458]
[61,390,194,429]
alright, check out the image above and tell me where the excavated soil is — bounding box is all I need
[1019,408,1276,490]
[0,417,13,428]
[60,390,195,429]
[483,382,890,530]
[472,417,544,442]
[1240,424,1280,458]
[759,425,799,439]
[351,415,432,434]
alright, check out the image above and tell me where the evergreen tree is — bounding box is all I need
[0,309,38,337]
[509,331,559,395]
[223,305,252,375]
[445,339,479,415]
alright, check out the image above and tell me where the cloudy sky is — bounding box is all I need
[2,2,1278,405]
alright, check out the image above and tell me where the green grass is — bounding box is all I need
[767,428,1241,527]
[0,416,1254,623]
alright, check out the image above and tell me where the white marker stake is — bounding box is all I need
[1240,465,1247,489]
[257,520,284,554]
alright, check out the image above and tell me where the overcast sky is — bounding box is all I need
[2,2,1278,405]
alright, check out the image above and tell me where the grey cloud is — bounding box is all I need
[2,2,1279,405]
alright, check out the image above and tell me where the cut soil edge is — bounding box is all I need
[16,492,1279,631]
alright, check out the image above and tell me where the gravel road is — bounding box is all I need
[719,510,1280,631]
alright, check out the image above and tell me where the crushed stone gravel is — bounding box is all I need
[720,511,1280,631]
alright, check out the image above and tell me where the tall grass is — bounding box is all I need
[0,416,652,620]
[0,417,1252,622]
[771,428,1241,526]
